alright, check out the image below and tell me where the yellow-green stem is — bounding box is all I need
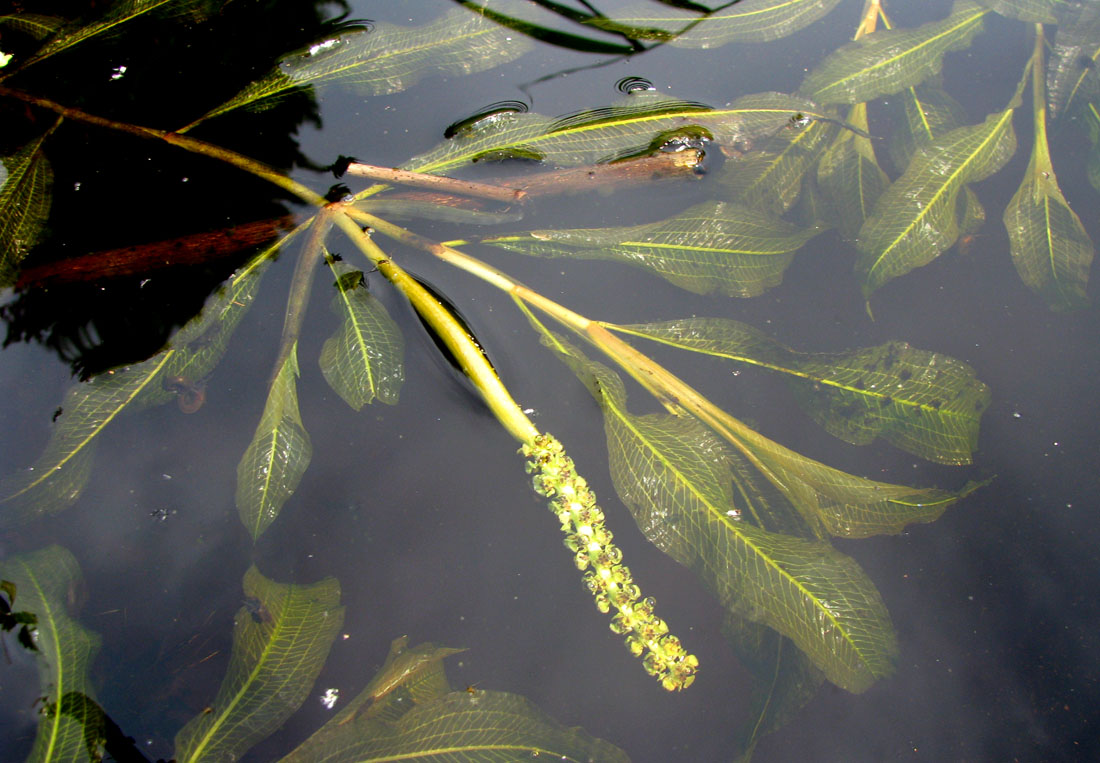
[331,211,538,445]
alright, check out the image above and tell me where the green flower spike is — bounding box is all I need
[522,433,699,691]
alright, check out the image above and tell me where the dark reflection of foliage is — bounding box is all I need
[1,580,39,656]
[0,0,359,379]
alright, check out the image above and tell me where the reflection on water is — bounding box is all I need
[1,0,1099,760]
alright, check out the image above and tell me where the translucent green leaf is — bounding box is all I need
[857,105,1017,298]
[174,566,344,763]
[139,249,274,410]
[282,636,629,762]
[0,546,101,763]
[976,0,1061,23]
[319,260,404,410]
[1004,29,1093,311]
[612,318,991,465]
[484,200,821,298]
[10,0,183,73]
[282,690,629,763]
[0,353,176,526]
[0,132,53,286]
[1084,101,1100,195]
[405,91,831,175]
[1046,4,1100,119]
[816,103,890,238]
[0,253,271,526]
[236,344,312,540]
[287,635,465,744]
[574,357,898,692]
[587,0,844,47]
[800,1,988,105]
[719,116,839,217]
[886,78,969,170]
[722,613,824,760]
[0,14,66,40]
[187,6,533,128]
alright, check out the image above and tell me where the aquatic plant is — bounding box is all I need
[0,0,1092,759]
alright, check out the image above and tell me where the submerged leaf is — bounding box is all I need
[723,613,824,760]
[0,546,101,763]
[1046,3,1100,119]
[570,354,898,692]
[0,131,54,286]
[816,102,890,238]
[174,566,344,763]
[857,105,1017,298]
[9,0,184,73]
[612,318,991,465]
[887,78,969,170]
[405,91,828,175]
[588,0,844,47]
[319,260,404,409]
[800,1,988,105]
[236,344,312,540]
[976,0,1059,22]
[0,354,174,526]
[485,200,821,297]
[719,117,839,217]
[283,635,627,761]
[282,689,629,763]
[1004,27,1093,311]
[0,253,271,526]
[187,6,532,128]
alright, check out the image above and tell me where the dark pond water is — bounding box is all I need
[1,1,1099,761]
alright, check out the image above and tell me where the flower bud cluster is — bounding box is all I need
[522,433,699,691]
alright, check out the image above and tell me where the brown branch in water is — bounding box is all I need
[352,150,703,210]
[498,149,703,195]
[15,216,294,288]
[345,163,527,204]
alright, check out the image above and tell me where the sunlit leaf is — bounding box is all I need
[800,1,988,105]
[719,117,839,217]
[722,613,824,760]
[975,0,1061,23]
[484,200,821,297]
[1046,4,1100,119]
[236,344,312,540]
[281,690,630,763]
[611,318,991,465]
[886,78,969,170]
[186,6,533,129]
[174,566,344,763]
[588,0,844,47]
[562,352,898,692]
[1004,30,1093,311]
[816,102,890,238]
[319,259,404,410]
[0,130,54,286]
[0,546,101,763]
[857,104,1017,298]
[404,91,830,175]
